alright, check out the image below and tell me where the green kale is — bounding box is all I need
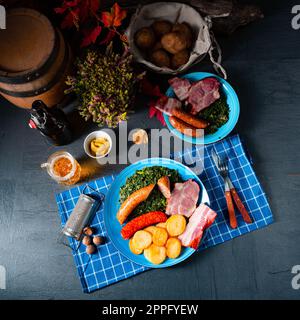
[119,166,181,220]
[199,94,230,134]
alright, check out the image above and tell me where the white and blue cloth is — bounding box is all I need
[55,134,273,293]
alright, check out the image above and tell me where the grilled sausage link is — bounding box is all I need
[172,109,209,129]
[117,184,155,224]
[169,116,203,138]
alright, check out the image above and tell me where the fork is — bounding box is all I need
[212,151,253,229]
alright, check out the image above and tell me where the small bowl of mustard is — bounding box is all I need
[84,130,112,159]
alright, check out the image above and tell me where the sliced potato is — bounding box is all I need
[156,222,167,229]
[132,230,152,250]
[166,215,187,237]
[144,226,158,235]
[144,244,167,265]
[129,238,143,255]
[166,238,182,259]
[152,227,168,246]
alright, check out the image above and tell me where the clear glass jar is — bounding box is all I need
[41,151,81,185]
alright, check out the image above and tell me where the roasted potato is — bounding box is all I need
[152,227,168,246]
[166,238,182,259]
[150,49,171,68]
[166,215,187,237]
[171,49,190,69]
[129,238,143,255]
[172,23,193,48]
[135,27,156,50]
[144,226,157,235]
[161,32,187,54]
[156,222,167,229]
[144,244,167,264]
[152,41,163,51]
[132,230,152,250]
[152,20,173,37]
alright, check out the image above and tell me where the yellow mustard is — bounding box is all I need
[90,137,110,157]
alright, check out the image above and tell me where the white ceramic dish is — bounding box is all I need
[83,130,112,159]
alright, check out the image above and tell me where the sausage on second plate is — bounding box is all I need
[169,116,203,138]
[172,109,209,129]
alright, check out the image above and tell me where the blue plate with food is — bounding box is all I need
[156,72,240,144]
[103,158,217,268]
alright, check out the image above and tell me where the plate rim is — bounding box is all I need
[164,72,240,145]
[103,157,210,268]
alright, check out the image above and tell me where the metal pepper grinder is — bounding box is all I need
[28,100,73,146]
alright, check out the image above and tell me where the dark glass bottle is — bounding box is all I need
[28,100,73,146]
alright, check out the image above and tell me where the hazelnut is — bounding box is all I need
[82,236,92,246]
[93,236,104,246]
[86,244,97,255]
[83,226,94,236]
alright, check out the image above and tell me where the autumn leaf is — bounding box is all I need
[54,0,80,14]
[101,3,127,28]
[81,25,102,47]
[99,29,116,45]
[149,103,166,126]
[61,8,80,29]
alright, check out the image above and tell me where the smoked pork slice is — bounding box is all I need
[166,179,200,217]
[178,203,217,249]
[154,96,182,116]
[168,77,192,101]
[188,77,220,114]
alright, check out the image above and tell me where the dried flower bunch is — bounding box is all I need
[66,46,144,127]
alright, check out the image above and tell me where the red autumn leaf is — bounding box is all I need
[149,103,166,126]
[61,9,79,29]
[81,25,102,47]
[65,0,80,7]
[101,3,127,28]
[141,78,163,97]
[54,6,68,14]
[99,29,116,45]
[89,0,100,15]
[78,0,100,24]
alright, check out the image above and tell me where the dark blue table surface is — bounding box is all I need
[0,0,299,299]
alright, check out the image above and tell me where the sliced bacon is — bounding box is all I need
[188,77,220,114]
[157,176,171,199]
[168,77,192,101]
[154,96,182,116]
[178,203,217,249]
[166,179,200,218]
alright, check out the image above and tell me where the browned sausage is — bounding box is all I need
[172,109,209,129]
[117,184,155,224]
[157,176,171,199]
[169,116,203,138]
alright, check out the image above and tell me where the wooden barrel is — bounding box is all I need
[0,8,73,109]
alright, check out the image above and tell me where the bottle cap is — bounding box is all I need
[28,119,37,129]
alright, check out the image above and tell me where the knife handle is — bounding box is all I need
[231,188,253,224]
[225,191,237,229]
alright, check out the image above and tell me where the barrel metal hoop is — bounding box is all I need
[0,42,70,98]
[0,29,60,84]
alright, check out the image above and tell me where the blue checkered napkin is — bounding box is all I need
[55,134,273,293]
[55,177,148,293]
[176,134,274,251]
